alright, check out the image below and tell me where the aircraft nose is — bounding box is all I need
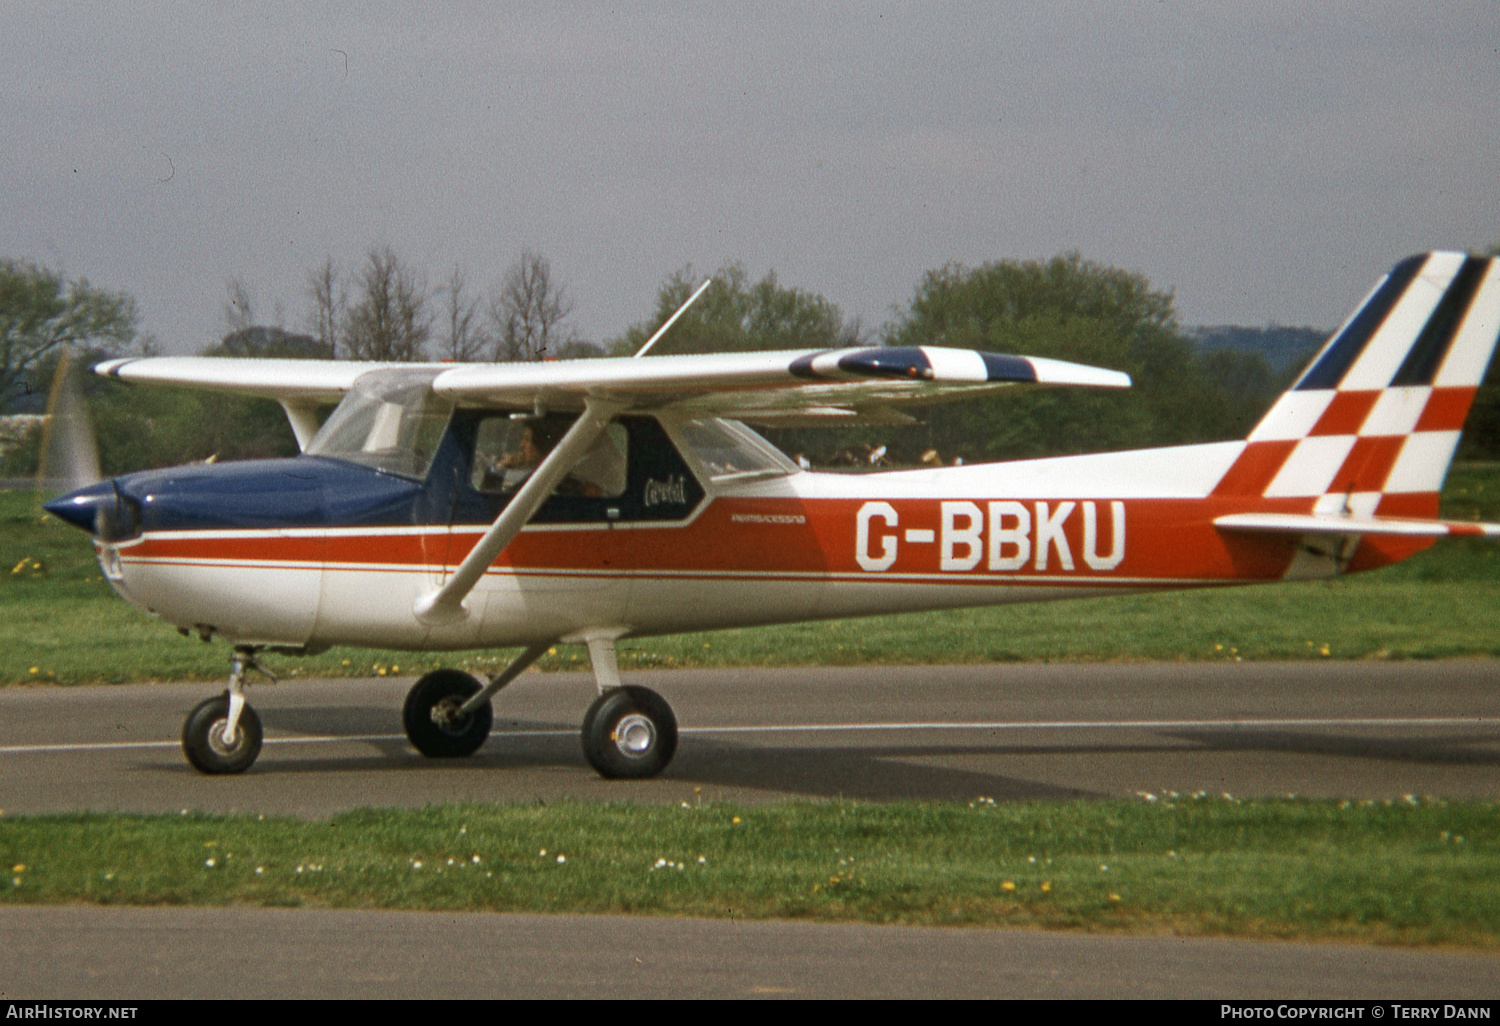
[44,481,141,541]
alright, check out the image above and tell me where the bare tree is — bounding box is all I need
[222,278,255,334]
[436,265,488,362]
[344,246,430,362]
[307,258,347,358]
[489,249,576,362]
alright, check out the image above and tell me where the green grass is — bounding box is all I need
[1,797,1494,946]
[7,469,1500,684]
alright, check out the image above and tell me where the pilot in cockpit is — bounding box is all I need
[474,415,618,497]
[495,420,556,474]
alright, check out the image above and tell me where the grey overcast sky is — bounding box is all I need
[3,1,1497,354]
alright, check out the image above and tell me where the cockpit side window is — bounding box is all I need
[470,414,628,497]
[447,412,704,525]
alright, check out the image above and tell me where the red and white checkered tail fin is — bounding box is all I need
[1211,252,1500,517]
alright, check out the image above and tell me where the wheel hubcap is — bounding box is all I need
[613,714,655,757]
[207,719,240,756]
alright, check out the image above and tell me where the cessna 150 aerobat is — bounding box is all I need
[45,252,1500,778]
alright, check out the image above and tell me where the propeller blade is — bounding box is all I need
[37,351,101,494]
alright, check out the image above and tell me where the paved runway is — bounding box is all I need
[1,661,1497,998]
[0,661,1497,816]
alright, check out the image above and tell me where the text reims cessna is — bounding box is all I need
[46,252,1500,778]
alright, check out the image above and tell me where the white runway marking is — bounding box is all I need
[687,716,1494,734]
[0,716,1490,756]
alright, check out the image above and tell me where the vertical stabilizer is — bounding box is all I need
[1211,252,1500,518]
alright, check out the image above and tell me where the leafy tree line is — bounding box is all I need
[6,243,1500,477]
[616,255,1299,466]
[0,259,138,414]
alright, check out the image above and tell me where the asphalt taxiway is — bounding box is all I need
[0,660,1496,815]
[1,661,1496,998]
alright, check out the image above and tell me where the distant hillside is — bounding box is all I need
[1187,325,1327,377]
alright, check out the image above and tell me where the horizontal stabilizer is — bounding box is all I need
[1214,511,1500,538]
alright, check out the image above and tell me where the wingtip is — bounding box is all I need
[1025,356,1132,389]
[91,358,133,378]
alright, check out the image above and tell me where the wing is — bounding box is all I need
[94,356,453,449]
[94,357,443,403]
[95,346,1130,428]
[430,346,1129,423]
[96,346,1128,627]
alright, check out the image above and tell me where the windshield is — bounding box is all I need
[305,369,453,479]
[674,418,797,482]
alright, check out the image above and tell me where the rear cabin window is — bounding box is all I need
[674,418,797,482]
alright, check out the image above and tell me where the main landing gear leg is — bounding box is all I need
[182,645,269,775]
[580,636,678,779]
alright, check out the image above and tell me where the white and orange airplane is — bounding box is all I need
[45,252,1500,777]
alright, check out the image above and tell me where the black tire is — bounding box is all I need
[581,685,678,779]
[182,695,263,775]
[402,669,492,758]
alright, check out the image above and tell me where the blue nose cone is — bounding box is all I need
[44,481,136,539]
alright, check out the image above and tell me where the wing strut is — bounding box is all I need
[414,397,625,625]
[279,399,323,451]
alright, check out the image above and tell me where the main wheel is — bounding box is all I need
[581,685,678,779]
[402,669,493,758]
[183,695,263,775]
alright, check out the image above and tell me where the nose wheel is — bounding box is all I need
[182,646,270,775]
[183,694,264,774]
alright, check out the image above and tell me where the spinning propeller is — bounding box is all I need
[37,350,101,493]
[38,353,138,541]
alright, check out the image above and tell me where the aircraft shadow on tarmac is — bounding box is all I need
[1165,728,1500,766]
[158,705,1094,801]
[134,706,1498,803]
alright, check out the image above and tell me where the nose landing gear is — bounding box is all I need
[182,646,271,774]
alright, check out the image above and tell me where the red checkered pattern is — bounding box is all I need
[1211,252,1500,507]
